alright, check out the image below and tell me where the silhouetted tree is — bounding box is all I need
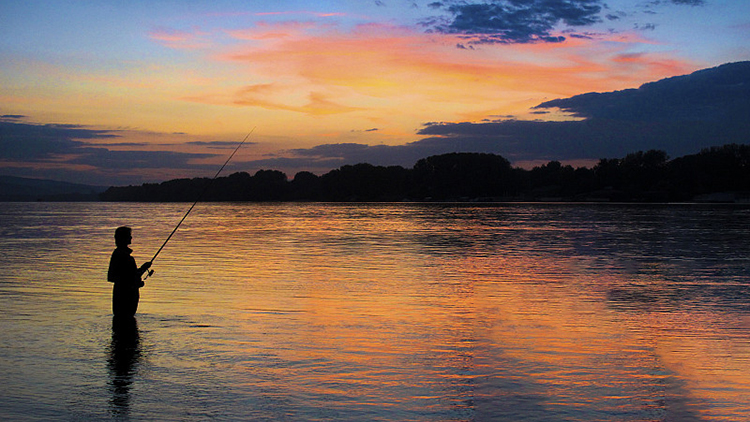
[209,172,251,201]
[247,170,289,201]
[668,143,750,198]
[320,163,410,201]
[290,171,321,200]
[412,152,514,200]
[620,150,669,199]
[593,158,623,190]
[99,145,749,203]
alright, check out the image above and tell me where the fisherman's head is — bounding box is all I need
[114,226,132,247]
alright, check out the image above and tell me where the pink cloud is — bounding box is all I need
[226,21,323,41]
[253,11,346,18]
[149,27,211,50]
[178,20,697,120]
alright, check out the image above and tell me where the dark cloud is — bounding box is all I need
[67,149,215,170]
[567,32,594,39]
[0,121,218,184]
[414,119,735,163]
[234,156,351,173]
[668,0,704,5]
[415,62,750,161]
[423,0,603,43]
[86,140,257,149]
[239,141,456,173]
[1,114,27,121]
[422,0,707,44]
[257,61,750,172]
[88,142,150,147]
[240,120,632,172]
[535,61,750,122]
[415,120,600,161]
[0,121,117,160]
[289,143,411,164]
[642,0,705,11]
[186,140,256,149]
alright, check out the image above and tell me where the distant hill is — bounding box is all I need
[0,175,106,201]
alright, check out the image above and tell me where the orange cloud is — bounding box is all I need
[231,83,363,115]
[218,21,694,104]
[164,19,698,144]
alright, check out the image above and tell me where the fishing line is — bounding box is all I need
[144,127,255,277]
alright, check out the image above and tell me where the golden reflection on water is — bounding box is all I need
[137,203,748,420]
[1,202,749,421]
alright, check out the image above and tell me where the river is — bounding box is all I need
[1,202,749,421]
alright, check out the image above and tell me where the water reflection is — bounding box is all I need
[108,316,141,417]
[1,202,749,421]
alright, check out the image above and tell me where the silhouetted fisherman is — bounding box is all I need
[108,226,152,317]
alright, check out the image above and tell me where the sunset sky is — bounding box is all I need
[1,0,748,185]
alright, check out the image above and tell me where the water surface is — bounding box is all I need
[1,202,749,421]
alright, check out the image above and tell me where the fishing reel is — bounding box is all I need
[143,269,155,281]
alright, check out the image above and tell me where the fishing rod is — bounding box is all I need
[143,128,255,279]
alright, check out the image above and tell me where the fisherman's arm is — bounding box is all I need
[137,261,152,276]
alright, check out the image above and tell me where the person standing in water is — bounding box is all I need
[108,226,152,317]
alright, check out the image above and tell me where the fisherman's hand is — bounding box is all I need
[140,261,152,271]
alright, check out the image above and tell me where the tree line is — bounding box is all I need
[100,143,750,203]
